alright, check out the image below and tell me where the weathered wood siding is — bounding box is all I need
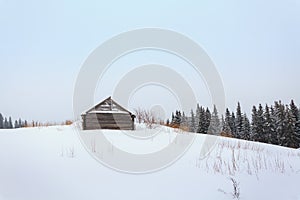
[82,113,134,130]
[82,97,135,130]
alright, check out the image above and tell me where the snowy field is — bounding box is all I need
[0,124,299,200]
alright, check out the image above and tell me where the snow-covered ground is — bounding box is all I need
[0,124,299,200]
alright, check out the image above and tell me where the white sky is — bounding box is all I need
[0,0,299,122]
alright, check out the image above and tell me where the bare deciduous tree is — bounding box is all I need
[134,108,144,124]
[134,108,158,129]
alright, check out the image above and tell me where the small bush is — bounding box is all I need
[65,120,73,125]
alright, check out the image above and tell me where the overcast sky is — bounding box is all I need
[0,0,299,122]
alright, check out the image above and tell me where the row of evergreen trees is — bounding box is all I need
[0,113,28,129]
[169,100,300,148]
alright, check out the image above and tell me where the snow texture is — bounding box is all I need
[0,124,299,200]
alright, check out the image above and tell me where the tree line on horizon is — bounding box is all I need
[167,100,300,149]
[0,113,46,129]
[0,113,73,129]
[0,113,28,129]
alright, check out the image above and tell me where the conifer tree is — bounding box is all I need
[290,100,300,148]
[235,102,243,139]
[256,104,265,142]
[18,118,22,128]
[224,109,233,135]
[242,114,251,140]
[283,106,296,147]
[251,106,258,141]
[195,104,201,131]
[172,111,182,126]
[14,120,19,128]
[0,113,3,129]
[295,113,300,148]
[8,117,13,129]
[204,107,211,134]
[230,112,237,137]
[274,101,286,146]
[221,115,231,136]
[289,100,299,121]
[190,109,196,132]
[269,106,278,144]
[197,106,207,134]
[181,111,188,128]
[208,105,221,135]
[171,112,175,124]
[223,109,232,136]
[4,117,8,129]
[263,105,273,144]
[166,119,170,126]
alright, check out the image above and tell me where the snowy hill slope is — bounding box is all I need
[0,124,299,200]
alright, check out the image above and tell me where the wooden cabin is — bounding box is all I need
[81,97,135,130]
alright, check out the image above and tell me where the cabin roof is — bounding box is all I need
[88,110,129,114]
[82,96,134,116]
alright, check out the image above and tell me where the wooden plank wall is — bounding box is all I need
[82,113,134,130]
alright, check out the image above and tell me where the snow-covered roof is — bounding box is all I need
[88,110,129,114]
[82,96,134,116]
